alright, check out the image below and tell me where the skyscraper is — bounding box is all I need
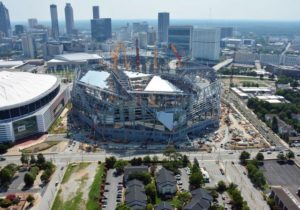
[0,2,11,37]
[65,3,74,35]
[91,18,112,42]
[168,26,193,56]
[90,6,111,42]
[93,6,100,19]
[50,4,59,39]
[192,28,221,61]
[158,12,169,43]
[28,18,38,28]
[22,34,36,58]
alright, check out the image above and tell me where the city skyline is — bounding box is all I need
[1,0,300,22]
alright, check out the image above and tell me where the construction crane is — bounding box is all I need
[111,45,120,69]
[111,43,130,70]
[153,47,158,71]
[170,43,181,67]
[135,38,140,72]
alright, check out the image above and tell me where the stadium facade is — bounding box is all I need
[72,64,221,142]
[0,71,70,141]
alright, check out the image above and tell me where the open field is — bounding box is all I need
[52,162,98,210]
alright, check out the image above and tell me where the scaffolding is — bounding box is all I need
[72,60,221,142]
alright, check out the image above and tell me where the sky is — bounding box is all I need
[2,0,300,22]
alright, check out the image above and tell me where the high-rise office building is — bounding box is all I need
[158,12,169,43]
[93,6,100,19]
[28,18,38,28]
[192,28,221,61]
[65,3,74,35]
[168,26,193,56]
[91,18,112,42]
[15,25,25,36]
[22,34,36,58]
[0,2,11,37]
[90,6,111,42]
[147,28,156,45]
[50,4,59,39]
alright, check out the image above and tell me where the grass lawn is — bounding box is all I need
[48,116,67,134]
[62,162,90,184]
[22,141,60,153]
[86,163,105,210]
[51,184,84,210]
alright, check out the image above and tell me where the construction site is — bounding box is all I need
[71,41,221,142]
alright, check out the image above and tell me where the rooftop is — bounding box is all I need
[156,167,176,188]
[0,71,58,109]
[50,53,102,62]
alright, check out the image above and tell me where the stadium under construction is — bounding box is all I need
[71,47,221,142]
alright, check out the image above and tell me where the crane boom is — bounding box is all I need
[170,43,181,67]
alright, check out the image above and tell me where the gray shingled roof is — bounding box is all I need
[156,167,176,188]
[125,179,147,209]
[155,202,174,210]
[183,188,213,210]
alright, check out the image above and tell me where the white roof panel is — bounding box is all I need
[144,76,183,93]
[0,71,57,109]
[54,53,102,62]
[80,70,110,89]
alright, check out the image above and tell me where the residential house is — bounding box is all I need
[156,167,177,197]
[125,179,147,210]
[155,202,174,210]
[183,188,213,210]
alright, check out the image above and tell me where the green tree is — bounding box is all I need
[256,152,264,162]
[182,155,189,167]
[286,150,295,160]
[277,153,286,163]
[239,151,250,165]
[105,156,117,169]
[146,203,153,210]
[177,191,192,209]
[114,160,128,174]
[272,116,278,133]
[0,168,12,185]
[116,203,130,210]
[36,153,45,167]
[189,171,204,189]
[152,155,159,163]
[163,147,177,161]
[30,155,36,165]
[26,194,35,205]
[217,180,227,192]
[145,183,157,204]
[20,153,29,164]
[143,156,151,165]
[24,173,35,186]
[128,172,152,185]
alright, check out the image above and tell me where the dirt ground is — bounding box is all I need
[59,162,97,208]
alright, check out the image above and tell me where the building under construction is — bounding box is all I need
[72,45,221,142]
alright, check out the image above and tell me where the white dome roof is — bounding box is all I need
[0,71,58,110]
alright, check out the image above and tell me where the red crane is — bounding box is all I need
[170,43,181,67]
[136,38,140,71]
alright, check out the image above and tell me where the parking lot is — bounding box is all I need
[261,160,300,201]
[102,169,123,209]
